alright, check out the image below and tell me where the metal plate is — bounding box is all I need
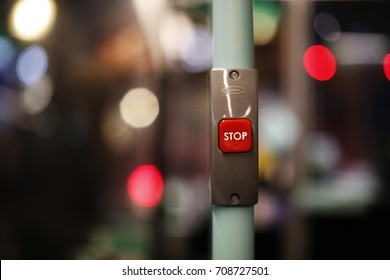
[210,68,259,206]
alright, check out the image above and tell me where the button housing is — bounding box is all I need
[210,68,258,206]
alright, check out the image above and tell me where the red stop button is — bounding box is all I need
[219,118,252,153]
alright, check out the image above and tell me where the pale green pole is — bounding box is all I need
[212,0,255,260]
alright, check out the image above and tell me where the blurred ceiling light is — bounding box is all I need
[159,10,195,62]
[303,45,336,81]
[0,36,16,72]
[21,76,52,115]
[9,0,57,41]
[119,87,159,128]
[314,12,341,42]
[253,1,281,46]
[333,33,389,65]
[16,45,48,85]
[180,24,212,73]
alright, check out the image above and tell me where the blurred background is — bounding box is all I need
[1,0,390,259]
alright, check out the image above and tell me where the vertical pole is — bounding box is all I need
[212,0,255,260]
[212,0,254,68]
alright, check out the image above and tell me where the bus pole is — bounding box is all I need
[210,0,258,260]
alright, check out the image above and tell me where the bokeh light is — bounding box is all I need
[127,165,164,208]
[159,10,196,69]
[314,12,341,42]
[16,45,48,85]
[21,76,52,115]
[0,36,16,72]
[383,53,390,81]
[253,1,281,46]
[303,45,337,81]
[180,25,212,73]
[258,138,277,181]
[9,0,57,41]
[119,87,159,128]
[259,100,301,155]
[332,33,388,65]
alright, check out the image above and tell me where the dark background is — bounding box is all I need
[1,0,390,259]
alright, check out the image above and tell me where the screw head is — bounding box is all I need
[229,70,240,80]
[230,193,240,204]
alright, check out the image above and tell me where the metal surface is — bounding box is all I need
[210,68,258,206]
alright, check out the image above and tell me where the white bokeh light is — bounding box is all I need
[119,88,159,128]
[9,0,57,41]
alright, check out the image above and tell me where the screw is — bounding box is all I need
[230,193,240,204]
[229,70,240,80]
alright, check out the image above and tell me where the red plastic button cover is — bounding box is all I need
[218,118,252,153]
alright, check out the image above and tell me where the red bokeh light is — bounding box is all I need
[127,165,164,208]
[303,45,337,81]
[383,54,390,81]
